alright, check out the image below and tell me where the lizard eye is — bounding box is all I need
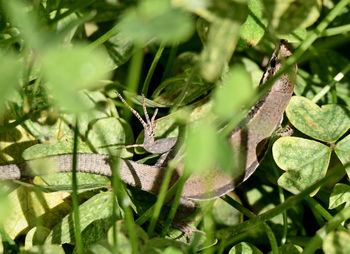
[270,58,276,68]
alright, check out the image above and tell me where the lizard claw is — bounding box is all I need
[116,91,177,154]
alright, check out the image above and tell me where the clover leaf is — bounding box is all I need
[273,96,350,195]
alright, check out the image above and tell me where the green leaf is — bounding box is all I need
[163,247,183,254]
[106,220,148,254]
[184,121,218,173]
[22,90,119,145]
[41,45,111,112]
[24,226,51,249]
[104,30,134,68]
[244,184,291,225]
[199,0,247,81]
[172,0,210,12]
[335,134,350,178]
[263,0,321,34]
[286,96,350,142]
[22,141,90,160]
[213,65,254,120]
[184,117,234,174]
[4,186,72,239]
[310,50,350,84]
[141,238,187,253]
[238,0,267,49]
[212,195,242,226]
[118,0,194,45]
[268,243,303,254]
[240,57,264,87]
[279,28,307,43]
[0,194,11,225]
[45,192,117,245]
[87,117,134,157]
[86,240,113,254]
[323,231,350,254]
[229,242,263,254]
[0,51,22,112]
[273,137,331,194]
[20,244,65,254]
[151,52,212,107]
[329,183,350,209]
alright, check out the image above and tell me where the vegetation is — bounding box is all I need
[1,0,350,253]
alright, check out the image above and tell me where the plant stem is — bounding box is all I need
[147,164,175,237]
[303,205,350,254]
[222,196,279,254]
[222,163,345,249]
[72,119,83,254]
[321,24,350,37]
[142,43,165,96]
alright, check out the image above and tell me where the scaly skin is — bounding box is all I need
[0,40,296,203]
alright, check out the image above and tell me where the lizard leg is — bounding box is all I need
[116,91,177,154]
[274,123,294,137]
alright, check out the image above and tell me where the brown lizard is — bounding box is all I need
[0,40,296,203]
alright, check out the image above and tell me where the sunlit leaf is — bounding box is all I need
[329,183,350,209]
[238,0,267,49]
[335,134,350,178]
[24,226,51,250]
[21,244,65,254]
[212,194,242,226]
[273,137,331,194]
[4,186,71,239]
[0,194,11,225]
[323,231,350,254]
[274,243,303,254]
[45,192,118,245]
[286,96,350,142]
[106,220,148,253]
[229,242,263,254]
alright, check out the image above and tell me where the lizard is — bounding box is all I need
[0,40,296,204]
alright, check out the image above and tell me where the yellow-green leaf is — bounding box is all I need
[4,186,71,239]
[238,0,267,49]
[263,0,321,34]
[45,192,117,245]
[286,96,350,142]
[329,183,350,209]
[323,231,350,254]
[335,134,350,178]
[273,137,331,194]
[229,242,263,254]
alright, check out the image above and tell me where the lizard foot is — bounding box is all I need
[116,91,177,154]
